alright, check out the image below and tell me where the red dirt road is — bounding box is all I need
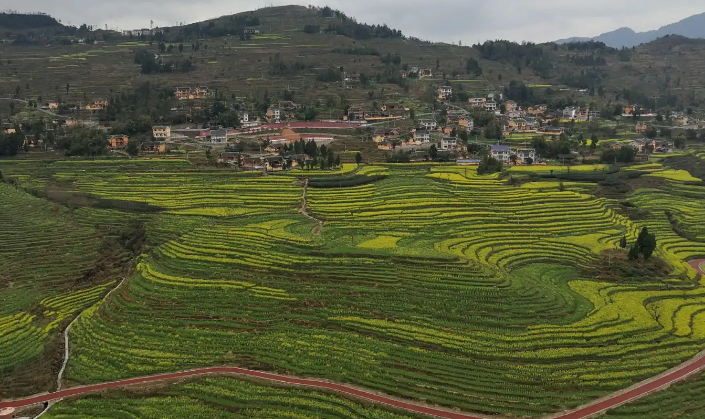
[3,351,705,419]
[689,259,705,275]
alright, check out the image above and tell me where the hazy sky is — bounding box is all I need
[11,0,705,44]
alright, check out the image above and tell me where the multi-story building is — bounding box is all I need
[152,125,171,139]
[437,86,453,100]
[490,145,511,163]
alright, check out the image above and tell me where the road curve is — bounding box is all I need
[689,259,705,275]
[3,349,705,419]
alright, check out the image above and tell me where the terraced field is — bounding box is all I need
[41,377,421,419]
[602,371,705,418]
[0,183,109,397]
[2,158,705,417]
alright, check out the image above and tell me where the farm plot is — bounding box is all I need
[19,162,697,417]
[3,159,705,416]
[0,183,112,397]
[603,372,705,418]
[42,376,421,419]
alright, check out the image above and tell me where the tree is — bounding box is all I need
[637,227,657,259]
[429,144,438,160]
[178,43,184,53]
[66,82,70,95]
[477,156,503,175]
[620,236,627,249]
[628,243,640,260]
[674,135,686,149]
[335,155,341,167]
[8,102,15,115]
[126,140,139,156]
[355,152,363,165]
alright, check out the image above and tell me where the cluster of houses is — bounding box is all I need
[175,86,212,101]
[400,67,433,79]
[122,28,164,37]
[345,102,408,122]
[265,101,300,123]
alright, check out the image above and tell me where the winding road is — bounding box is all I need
[689,259,705,275]
[3,347,705,419]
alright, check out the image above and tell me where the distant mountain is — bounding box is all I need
[556,12,705,48]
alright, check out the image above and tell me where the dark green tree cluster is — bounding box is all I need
[134,49,193,74]
[628,227,657,260]
[0,132,24,156]
[601,146,637,164]
[477,156,503,175]
[283,140,340,170]
[465,58,483,76]
[56,128,107,157]
[532,137,572,158]
[317,7,403,40]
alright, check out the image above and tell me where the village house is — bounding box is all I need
[540,127,565,135]
[563,107,586,120]
[46,101,59,110]
[242,156,266,170]
[152,125,171,139]
[437,86,453,100]
[244,28,261,35]
[372,128,400,143]
[381,102,407,113]
[514,148,536,164]
[141,141,166,154]
[219,151,241,165]
[490,145,511,163]
[413,130,431,144]
[485,100,498,112]
[209,128,228,143]
[418,119,438,131]
[175,86,211,100]
[588,110,601,119]
[630,138,657,153]
[635,121,648,134]
[441,137,460,150]
[557,154,578,165]
[347,106,365,121]
[527,105,547,116]
[344,73,360,83]
[505,101,518,112]
[108,134,129,149]
[469,97,487,108]
[278,101,300,110]
[418,68,433,78]
[1,124,16,134]
[85,100,108,111]
[266,107,282,123]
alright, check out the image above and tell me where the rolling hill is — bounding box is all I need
[1,5,705,116]
[556,12,705,48]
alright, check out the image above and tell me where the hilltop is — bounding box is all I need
[556,12,705,48]
[0,12,64,33]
